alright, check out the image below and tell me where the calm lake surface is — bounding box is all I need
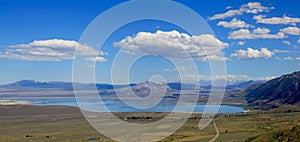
[1,97,245,113]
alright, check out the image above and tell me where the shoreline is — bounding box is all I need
[0,103,248,115]
[0,100,31,106]
[0,97,247,114]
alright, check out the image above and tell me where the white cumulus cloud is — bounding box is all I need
[210,9,243,21]
[238,41,245,46]
[296,57,300,65]
[217,18,253,29]
[254,15,300,25]
[225,6,233,10]
[181,74,275,84]
[253,28,270,34]
[284,57,294,61]
[209,2,273,20]
[114,30,229,61]
[148,66,194,73]
[274,49,290,53]
[282,40,291,46]
[179,74,252,84]
[240,2,273,14]
[228,28,285,39]
[278,56,300,66]
[256,76,276,80]
[276,56,298,61]
[85,57,107,62]
[231,47,274,60]
[0,39,106,61]
[280,27,300,35]
[198,74,252,81]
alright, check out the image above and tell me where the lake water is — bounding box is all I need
[1,97,245,113]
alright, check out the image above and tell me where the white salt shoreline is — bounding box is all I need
[0,100,31,105]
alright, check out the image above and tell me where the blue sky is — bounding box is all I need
[0,0,300,84]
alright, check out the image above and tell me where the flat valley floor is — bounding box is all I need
[0,105,299,142]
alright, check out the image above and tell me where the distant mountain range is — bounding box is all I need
[1,80,137,91]
[246,71,300,110]
[3,74,300,111]
[2,80,75,90]
[1,79,265,91]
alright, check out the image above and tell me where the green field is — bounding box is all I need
[0,105,299,142]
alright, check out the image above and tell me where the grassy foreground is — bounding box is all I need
[0,105,299,142]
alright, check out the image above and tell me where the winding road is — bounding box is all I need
[209,119,220,142]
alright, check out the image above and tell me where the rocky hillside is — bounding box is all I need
[246,71,300,109]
